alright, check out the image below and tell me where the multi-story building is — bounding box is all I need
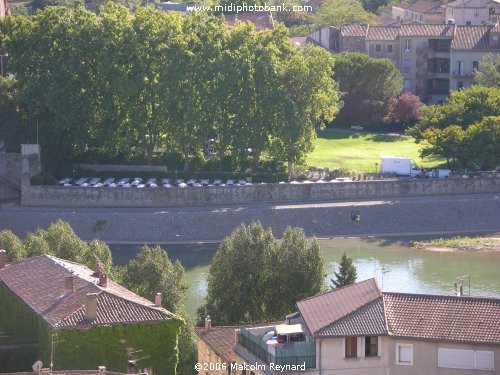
[196,278,500,375]
[310,23,500,102]
[442,0,500,26]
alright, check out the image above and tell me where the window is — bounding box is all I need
[376,44,381,52]
[404,39,411,52]
[403,59,411,73]
[474,9,478,16]
[466,21,472,26]
[387,44,393,53]
[396,344,413,365]
[473,60,479,71]
[438,348,494,371]
[403,79,411,91]
[365,336,378,357]
[345,337,357,358]
[456,60,464,75]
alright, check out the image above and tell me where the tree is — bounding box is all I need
[199,222,326,325]
[312,0,378,28]
[117,245,195,375]
[333,52,402,127]
[474,54,500,88]
[384,92,423,128]
[410,86,500,139]
[420,125,467,167]
[0,220,113,271]
[330,251,357,288]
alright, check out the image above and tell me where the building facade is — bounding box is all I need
[196,279,500,375]
[310,23,500,102]
[442,0,500,25]
[0,252,182,374]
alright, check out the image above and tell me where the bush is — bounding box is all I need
[30,172,57,186]
[189,151,205,171]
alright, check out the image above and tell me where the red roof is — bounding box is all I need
[0,255,177,329]
[223,11,274,32]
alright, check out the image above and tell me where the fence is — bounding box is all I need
[238,327,316,368]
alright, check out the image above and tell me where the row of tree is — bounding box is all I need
[1,4,341,173]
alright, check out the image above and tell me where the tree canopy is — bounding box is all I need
[474,54,500,88]
[1,4,341,172]
[312,0,378,28]
[332,52,403,127]
[198,222,325,325]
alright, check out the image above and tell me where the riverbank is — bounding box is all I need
[412,236,500,252]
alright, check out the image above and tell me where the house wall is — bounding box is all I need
[366,41,400,68]
[443,5,498,25]
[387,338,500,374]
[197,337,232,375]
[0,153,21,200]
[450,50,500,91]
[316,336,389,375]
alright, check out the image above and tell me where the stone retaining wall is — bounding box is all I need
[21,176,500,207]
[0,153,21,200]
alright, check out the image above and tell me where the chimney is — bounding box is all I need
[155,292,162,307]
[205,315,212,331]
[0,249,6,269]
[98,273,107,288]
[65,276,74,294]
[85,293,98,321]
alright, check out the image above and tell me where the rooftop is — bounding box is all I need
[223,11,274,32]
[445,0,499,8]
[452,25,498,50]
[0,255,177,329]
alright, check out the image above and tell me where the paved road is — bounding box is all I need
[1,193,499,242]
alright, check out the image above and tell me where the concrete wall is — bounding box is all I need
[0,153,21,200]
[21,177,500,208]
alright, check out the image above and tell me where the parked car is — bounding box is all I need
[74,178,89,186]
[226,179,235,186]
[146,178,158,187]
[178,182,187,188]
[186,179,197,187]
[200,179,210,186]
[238,180,246,185]
[58,178,72,186]
[88,177,101,186]
[102,178,115,186]
[116,178,130,187]
[213,179,222,186]
[131,177,143,187]
[174,179,184,186]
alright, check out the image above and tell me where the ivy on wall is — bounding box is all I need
[0,283,182,374]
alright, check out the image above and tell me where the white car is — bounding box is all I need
[89,177,101,186]
[178,182,187,188]
[102,178,115,186]
[213,179,222,186]
[200,179,210,186]
[131,178,143,187]
[146,178,158,187]
[175,179,184,186]
[58,178,72,186]
[74,178,89,186]
[116,178,130,187]
[226,179,235,186]
[187,179,197,187]
[238,180,246,185]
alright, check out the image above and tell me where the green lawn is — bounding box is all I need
[307,129,446,172]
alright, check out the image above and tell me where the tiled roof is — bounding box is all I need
[195,326,240,363]
[367,26,400,41]
[341,24,368,37]
[452,25,494,50]
[0,255,176,329]
[296,278,382,336]
[384,292,500,344]
[407,0,442,13]
[400,24,454,37]
[316,297,387,337]
[445,0,499,8]
[223,11,274,32]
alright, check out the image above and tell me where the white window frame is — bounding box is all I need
[396,343,413,366]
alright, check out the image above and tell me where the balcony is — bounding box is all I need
[452,70,474,78]
[238,326,316,369]
[428,39,451,53]
[428,58,450,77]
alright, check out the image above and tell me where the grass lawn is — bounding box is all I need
[306,129,446,172]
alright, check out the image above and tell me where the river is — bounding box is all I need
[110,237,500,316]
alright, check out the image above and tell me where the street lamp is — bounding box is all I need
[0,53,8,77]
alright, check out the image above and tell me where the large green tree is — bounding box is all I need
[312,0,377,28]
[199,222,325,325]
[333,52,403,127]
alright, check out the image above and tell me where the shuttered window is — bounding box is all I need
[396,344,413,365]
[438,348,494,371]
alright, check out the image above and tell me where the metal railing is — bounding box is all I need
[238,328,316,369]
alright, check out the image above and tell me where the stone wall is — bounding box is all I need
[0,153,21,200]
[21,176,500,208]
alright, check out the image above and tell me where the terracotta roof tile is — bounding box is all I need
[367,26,401,40]
[446,0,499,8]
[341,24,368,37]
[400,24,454,36]
[407,0,442,13]
[452,25,494,50]
[296,278,381,336]
[0,255,176,329]
[196,326,240,363]
[316,297,387,337]
[383,292,500,344]
[224,11,274,32]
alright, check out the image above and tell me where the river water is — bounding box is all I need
[110,237,500,316]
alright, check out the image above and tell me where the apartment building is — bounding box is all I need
[442,0,500,26]
[379,0,443,25]
[196,279,500,375]
[310,23,500,102]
